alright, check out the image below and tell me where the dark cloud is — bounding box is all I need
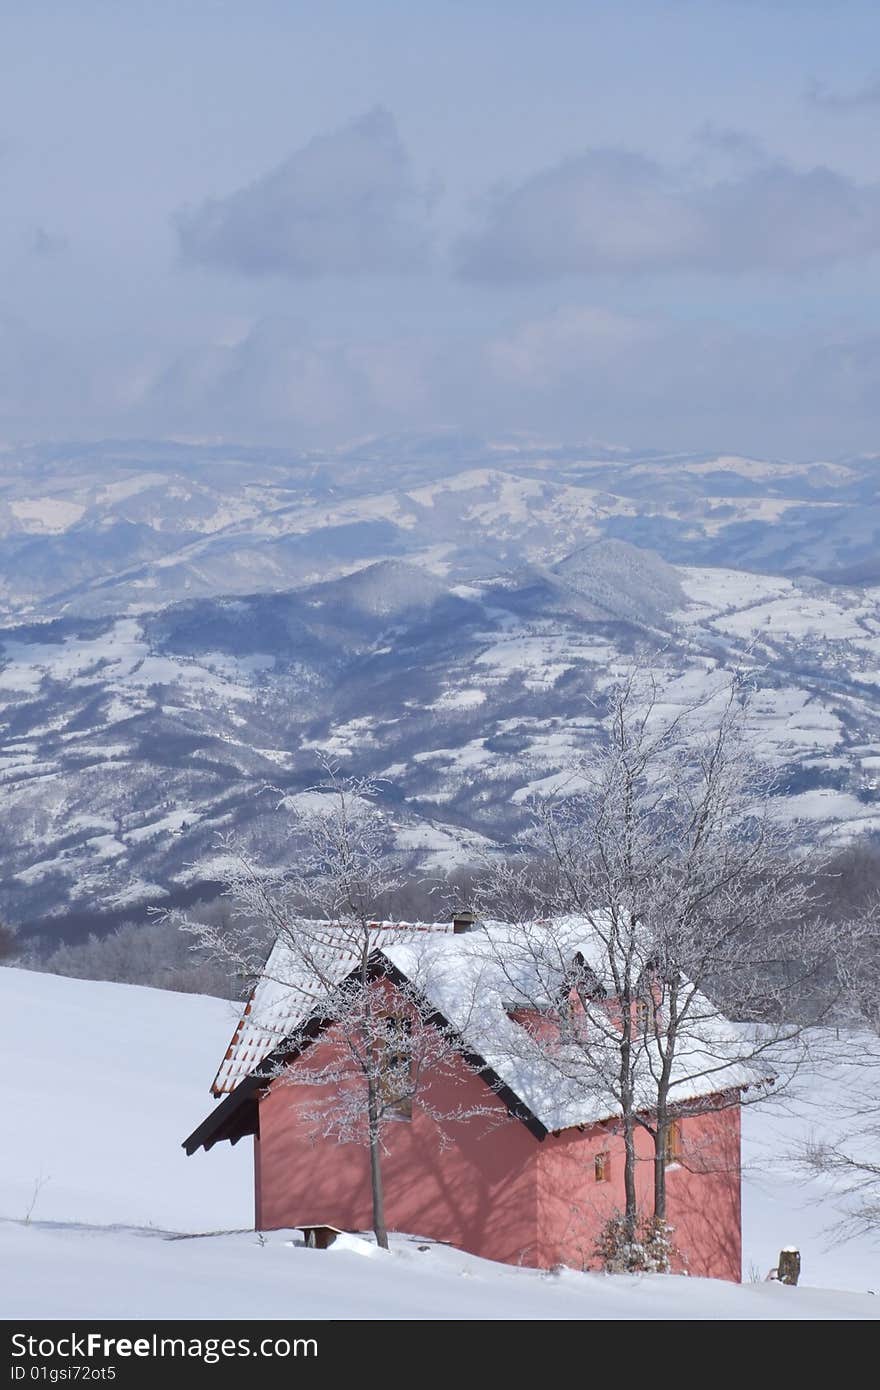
[177,108,431,279]
[457,147,880,280]
[806,75,880,110]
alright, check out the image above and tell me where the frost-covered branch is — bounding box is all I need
[473,668,845,1251]
[176,755,491,1248]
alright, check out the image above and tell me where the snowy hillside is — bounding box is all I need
[0,966,251,1230]
[0,967,877,1319]
[2,437,879,623]
[2,436,880,931]
[4,550,880,929]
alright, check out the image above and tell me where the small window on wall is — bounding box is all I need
[663,1120,682,1167]
[377,1015,413,1121]
[594,1151,610,1183]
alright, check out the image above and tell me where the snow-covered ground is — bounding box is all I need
[0,966,877,1319]
[3,1223,876,1321]
[0,966,251,1231]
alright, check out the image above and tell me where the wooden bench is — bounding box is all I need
[297,1223,347,1250]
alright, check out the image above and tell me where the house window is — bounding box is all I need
[594,1151,610,1183]
[376,1014,413,1120]
[635,990,658,1033]
[663,1120,682,1167]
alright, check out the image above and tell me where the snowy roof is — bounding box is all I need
[382,922,761,1132]
[212,915,761,1134]
[212,921,454,1095]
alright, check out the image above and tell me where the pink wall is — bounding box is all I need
[537,1101,741,1280]
[254,1012,742,1281]
[255,1031,542,1267]
[664,1103,741,1281]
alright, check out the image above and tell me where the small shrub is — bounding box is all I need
[594,1210,682,1275]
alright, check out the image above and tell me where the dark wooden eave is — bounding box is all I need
[182,948,550,1155]
[182,1074,261,1155]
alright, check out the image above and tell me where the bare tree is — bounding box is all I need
[473,668,840,1261]
[182,757,487,1249]
[27,909,246,997]
[798,907,880,1243]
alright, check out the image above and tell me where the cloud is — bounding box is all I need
[475,304,880,456]
[142,317,432,442]
[7,297,880,460]
[139,304,880,459]
[484,306,659,391]
[177,108,431,279]
[457,147,880,280]
[694,125,765,157]
[806,75,880,110]
[794,332,880,412]
[686,126,773,193]
[28,226,69,258]
[0,313,91,434]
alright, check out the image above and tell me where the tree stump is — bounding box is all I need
[777,1247,801,1286]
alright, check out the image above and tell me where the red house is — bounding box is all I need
[185,916,749,1280]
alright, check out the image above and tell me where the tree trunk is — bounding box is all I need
[653,982,677,1225]
[622,1113,638,1243]
[654,1115,668,1222]
[367,1083,389,1250]
[619,1045,638,1241]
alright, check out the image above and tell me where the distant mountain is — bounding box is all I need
[553,537,685,627]
[1,437,879,621]
[304,560,458,620]
[0,493,879,933]
[0,435,878,934]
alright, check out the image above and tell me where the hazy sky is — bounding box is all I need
[3,0,880,457]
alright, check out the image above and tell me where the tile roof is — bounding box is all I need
[212,920,454,1095]
[210,915,762,1133]
[383,921,761,1131]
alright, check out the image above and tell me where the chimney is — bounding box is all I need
[452,909,477,934]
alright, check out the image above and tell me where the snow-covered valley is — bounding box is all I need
[3,556,880,931]
[1,436,880,934]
